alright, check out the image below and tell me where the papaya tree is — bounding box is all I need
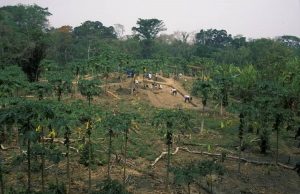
[30,82,51,100]
[172,162,198,194]
[0,66,28,98]
[89,50,116,93]
[192,78,212,132]
[2,101,54,192]
[172,160,224,194]
[48,71,72,101]
[196,160,224,193]
[211,64,238,116]
[78,78,102,106]
[253,81,277,154]
[153,109,193,189]
[192,78,211,112]
[101,112,127,180]
[115,112,139,186]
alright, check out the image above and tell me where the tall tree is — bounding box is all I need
[49,25,74,65]
[132,18,166,40]
[195,29,232,48]
[73,21,116,60]
[132,18,166,58]
[0,4,51,81]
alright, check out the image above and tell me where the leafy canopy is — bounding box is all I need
[132,18,166,40]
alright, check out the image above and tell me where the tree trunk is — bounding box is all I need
[210,172,213,194]
[14,125,18,146]
[276,129,279,164]
[67,143,70,194]
[188,183,191,194]
[87,43,90,60]
[131,77,134,95]
[200,117,204,133]
[64,48,68,65]
[58,89,62,101]
[27,139,31,193]
[220,101,223,116]
[123,130,128,186]
[0,157,4,194]
[88,133,91,193]
[41,128,45,193]
[166,143,171,190]
[238,137,242,174]
[108,129,112,179]
[105,76,108,94]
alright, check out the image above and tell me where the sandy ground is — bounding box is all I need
[137,76,202,109]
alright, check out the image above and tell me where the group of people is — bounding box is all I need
[170,88,192,103]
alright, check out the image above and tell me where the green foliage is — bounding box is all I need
[74,21,116,39]
[234,65,257,101]
[195,29,232,48]
[94,179,132,194]
[101,112,133,134]
[132,18,166,40]
[48,181,66,194]
[259,129,270,154]
[79,142,96,166]
[132,18,166,58]
[48,144,63,164]
[47,71,72,101]
[30,82,51,100]
[172,160,224,193]
[0,65,28,97]
[192,79,211,107]
[153,109,193,134]
[0,5,51,81]
[248,39,292,73]
[172,163,198,187]
[78,79,101,105]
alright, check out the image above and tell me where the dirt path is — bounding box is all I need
[138,76,202,109]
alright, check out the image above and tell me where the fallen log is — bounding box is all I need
[150,147,179,166]
[106,90,121,100]
[151,147,294,170]
[182,142,220,147]
[0,144,19,150]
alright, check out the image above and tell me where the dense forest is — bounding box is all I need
[0,4,300,194]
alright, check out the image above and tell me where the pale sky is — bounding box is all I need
[1,0,300,38]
